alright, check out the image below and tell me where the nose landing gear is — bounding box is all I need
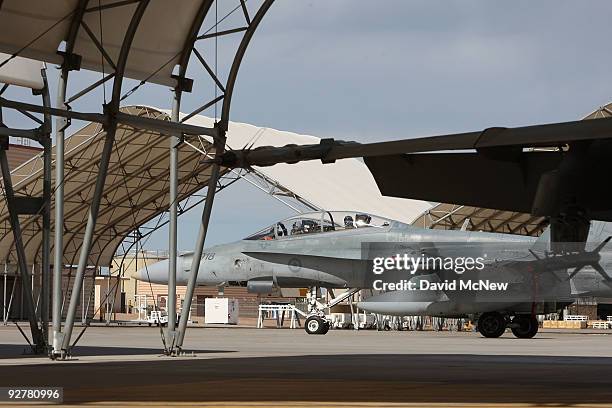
[303,286,360,335]
[305,315,330,335]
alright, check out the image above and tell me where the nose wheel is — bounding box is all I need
[305,315,330,335]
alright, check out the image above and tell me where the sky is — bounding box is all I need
[7,1,612,251]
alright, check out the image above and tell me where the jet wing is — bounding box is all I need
[217,116,612,166]
[364,151,561,215]
[361,119,612,220]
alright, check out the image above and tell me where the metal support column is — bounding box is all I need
[0,147,44,352]
[166,86,182,352]
[174,127,225,352]
[50,1,87,360]
[52,68,69,357]
[5,272,16,325]
[40,69,52,345]
[2,264,6,323]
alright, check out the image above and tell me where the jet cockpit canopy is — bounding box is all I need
[245,211,393,241]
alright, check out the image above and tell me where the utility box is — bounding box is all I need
[204,298,239,324]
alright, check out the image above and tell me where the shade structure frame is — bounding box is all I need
[0,0,277,357]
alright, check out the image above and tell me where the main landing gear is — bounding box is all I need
[510,315,539,339]
[477,312,539,339]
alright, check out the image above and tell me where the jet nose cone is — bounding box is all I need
[134,259,168,284]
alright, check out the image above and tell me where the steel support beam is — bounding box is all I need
[175,131,224,352]
[162,0,210,349]
[0,99,217,138]
[40,70,52,345]
[51,68,68,357]
[166,87,181,352]
[4,271,17,325]
[51,0,89,359]
[0,147,44,352]
[164,0,211,356]
[60,0,151,355]
[2,265,6,323]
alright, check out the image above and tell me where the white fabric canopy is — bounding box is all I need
[0,53,45,89]
[173,109,434,225]
[0,0,204,85]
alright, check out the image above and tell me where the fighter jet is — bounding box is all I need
[136,210,612,338]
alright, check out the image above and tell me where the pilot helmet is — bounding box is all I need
[355,213,372,227]
[344,215,354,228]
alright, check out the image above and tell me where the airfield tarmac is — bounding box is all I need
[1,325,612,407]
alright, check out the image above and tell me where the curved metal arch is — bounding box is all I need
[2,219,39,264]
[61,0,151,352]
[41,0,278,356]
[87,150,211,271]
[177,0,214,80]
[70,1,276,272]
[0,123,106,254]
[219,0,275,130]
[102,159,248,273]
[57,128,165,262]
[59,131,153,222]
[0,61,54,350]
[30,127,160,270]
[57,124,179,277]
[174,0,275,352]
[19,125,146,273]
[92,230,115,271]
[0,71,53,266]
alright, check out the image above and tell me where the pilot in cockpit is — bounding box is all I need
[355,213,372,227]
[263,227,275,240]
[344,215,355,229]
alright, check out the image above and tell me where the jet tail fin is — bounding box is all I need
[531,225,551,253]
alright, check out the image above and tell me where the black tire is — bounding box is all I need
[320,321,330,335]
[477,312,506,338]
[305,316,326,335]
[511,315,539,339]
